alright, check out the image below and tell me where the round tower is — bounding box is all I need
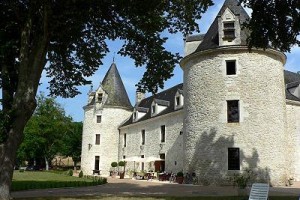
[181,0,287,186]
[81,63,132,176]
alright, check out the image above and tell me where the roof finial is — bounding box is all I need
[113,52,116,63]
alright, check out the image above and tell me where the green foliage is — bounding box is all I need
[240,0,300,52]
[67,169,73,176]
[17,94,74,166]
[79,171,83,178]
[19,169,24,173]
[111,162,118,168]
[230,169,253,189]
[118,161,126,167]
[176,171,184,177]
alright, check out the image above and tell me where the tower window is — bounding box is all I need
[97,93,103,102]
[227,100,239,123]
[141,129,145,145]
[228,148,240,170]
[176,96,180,106]
[160,125,166,143]
[97,115,102,123]
[123,134,127,147]
[223,22,235,40]
[226,60,236,75]
[95,134,100,145]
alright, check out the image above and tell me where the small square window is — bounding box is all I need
[95,134,100,145]
[123,155,126,159]
[97,115,102,123]
[179,131,183,135]
[228,148,240,170]
[227,100,239,123]
[226,60,236,75]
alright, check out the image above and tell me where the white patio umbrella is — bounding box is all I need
[145,156,165,162]
[124,156,146,172]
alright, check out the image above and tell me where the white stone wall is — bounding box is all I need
[286,102,300,181]
[181,49,287,185]
[81,106,131,175]
[119,111,184,173]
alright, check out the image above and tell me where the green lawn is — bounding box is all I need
[16,196,299,200]
[12,171,106,191]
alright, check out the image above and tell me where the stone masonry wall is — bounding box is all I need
[286,102,300,181]
[81,106,131,176]
[182,49,287,186]
[119,111,184,174]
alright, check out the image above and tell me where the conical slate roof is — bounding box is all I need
[101,63,132,110]
[195,0,250,52]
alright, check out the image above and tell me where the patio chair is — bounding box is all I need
[248,183,269,200]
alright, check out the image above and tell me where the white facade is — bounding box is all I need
[81,0,300,186]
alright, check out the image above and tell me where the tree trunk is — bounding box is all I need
[45,157,49,171]
[0,106,35,200]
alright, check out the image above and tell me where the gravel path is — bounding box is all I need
[11,177,300,199]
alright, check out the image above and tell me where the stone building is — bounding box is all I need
[81,0,300,186]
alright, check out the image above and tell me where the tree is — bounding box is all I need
[60,122,83,171]
[240,0,300,52]
[0,1,213,198]
[17,94,73,170]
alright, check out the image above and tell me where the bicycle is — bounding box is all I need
[169,172,176,183]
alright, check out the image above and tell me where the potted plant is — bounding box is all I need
[118,161,126,179]
[111,162,118,178]
[176,171,184,184]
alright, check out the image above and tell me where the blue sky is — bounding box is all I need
[38,0,300,122]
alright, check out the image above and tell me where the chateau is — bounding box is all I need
[81,0,300,186]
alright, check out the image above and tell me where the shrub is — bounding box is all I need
[177,171,184,177]
[79,171,83,178]
[231,169,253,189]
[118,161,125,167]
[111,162,118,168]
[67,169,73,176]
[19,169,25,173]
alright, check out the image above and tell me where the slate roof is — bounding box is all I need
[120,83,183,127]
[284,70,300,102]
[85,63,132,110]
[101,63,132,110]
[194,0,250,52]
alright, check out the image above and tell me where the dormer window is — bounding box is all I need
[176,96,180,106]
[97,93,103,102]
[174,90,184,110]
[152,105,156,114]
[223,21,235,40]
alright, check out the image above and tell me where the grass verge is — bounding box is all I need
[12,171,107,191]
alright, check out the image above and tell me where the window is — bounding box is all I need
[180,131,183,135]
[94,156,100,170]
[160,125,166,143]
[223,22,235,40]
[95,134,100,145]
[141,130,145,145]
[123,155,126,159]
[141,155,145,171]
[123,134,127,147]
[133,112,137,120]
[97,93,103,102]
[176,96,180,106]
[228,148,240,170]
[227,100,239,123]
[152,105,156,114]
[97,115,102,123]
[226,60,236,75]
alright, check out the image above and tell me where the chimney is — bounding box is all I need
[136,89,145,104]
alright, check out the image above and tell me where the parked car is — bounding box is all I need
[25,165,41,171]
